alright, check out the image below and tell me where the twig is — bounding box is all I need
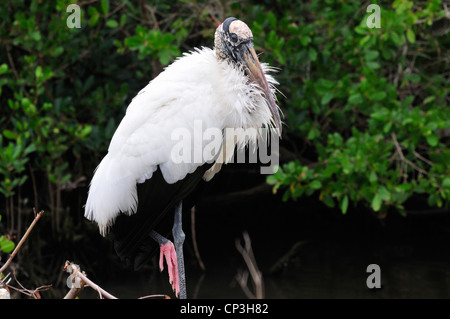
[138,294,171,299]
[0,209,44,275]
[3,41,20,80]
[7,270,52,299]
[190,206,205,271]
[413,150,434,167]
[391,133,428,175]
[235,232,264,299]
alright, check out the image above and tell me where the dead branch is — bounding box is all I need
[235,232,264,299]
[0,209,44,275]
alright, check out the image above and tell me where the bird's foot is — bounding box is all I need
[159,241,180,297]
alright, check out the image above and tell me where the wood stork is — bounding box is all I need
[84,17,282,298]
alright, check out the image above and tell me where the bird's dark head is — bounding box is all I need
[215,17,253,62]
[215,17,282,136]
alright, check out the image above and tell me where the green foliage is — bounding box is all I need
[0,0,448,241]
[124,26,181,65]
[263,0,449,215]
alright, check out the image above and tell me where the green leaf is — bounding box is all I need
[378,186,390,201]
[88,7,100,26]
[101,0,109,14]
[158,50,171,66]
[383,121,392,133]
[426,134,438,147]
[369,171,378,183]
[366,61,380,69]
[364,50,379,61]
[0,63,8,75]
[371,193,382,211]
[30,31,41,42]
[120,13,127,27]
[3,129,16,140]
[310,180,322,190]
[266,175,278,185]
[106,19,118,28]
[390,31,402,45]
[0,236,15,253]
[300,35,311,46]
[423,96,435,105]
[35,65,43,79]
[322,194,335,208]
[396,183,412,191]
[443,178,450,189]
[321,92,334,105]
[406,29,415,43]
[308,47,317,61]
[124,36,142,49]
[348,93,363,105]
[340,195,349,214]
[370,91,387,101]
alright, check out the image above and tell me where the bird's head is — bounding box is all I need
[215,17,282,136]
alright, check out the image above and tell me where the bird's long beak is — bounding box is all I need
[239,42,282,137]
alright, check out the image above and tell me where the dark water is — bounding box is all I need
[80,201,450,299]
[74,167,450,299]
[82,236,450,299]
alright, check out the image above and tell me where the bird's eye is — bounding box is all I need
[230,33,238,43]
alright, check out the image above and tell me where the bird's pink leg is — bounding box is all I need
[159,241,180,297]
[150,230,180,297]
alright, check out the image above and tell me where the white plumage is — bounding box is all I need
[84,46,279,235]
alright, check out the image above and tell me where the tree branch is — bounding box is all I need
[391,133,428,175]
[235,232,264,299]
[0,209,44,275]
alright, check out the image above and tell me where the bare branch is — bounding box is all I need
[0,209,44,275]
[235,232,264,299]
[391,133,428,175]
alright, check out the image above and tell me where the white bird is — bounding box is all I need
[84,17,282,298]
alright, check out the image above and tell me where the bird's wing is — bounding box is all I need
[85,48,228,235]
